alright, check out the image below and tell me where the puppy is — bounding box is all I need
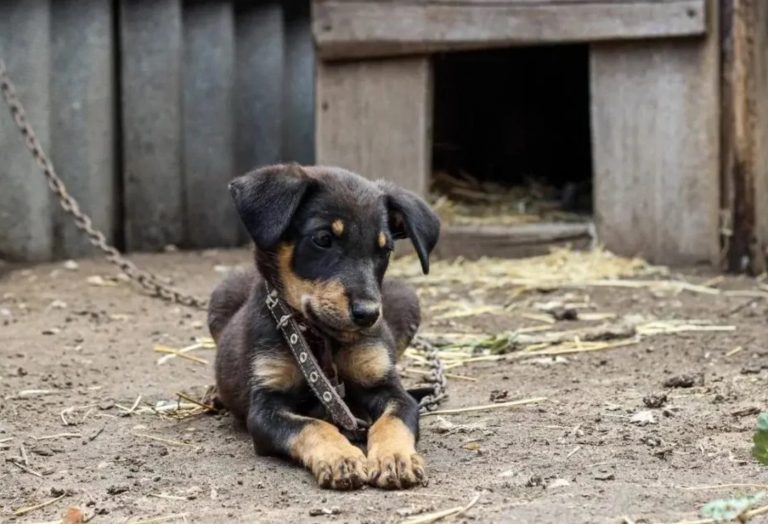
[208,164,440,490]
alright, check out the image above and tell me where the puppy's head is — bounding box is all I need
[228,164,440,338]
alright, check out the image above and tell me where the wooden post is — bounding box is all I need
[182,1,239,248]
[0,0,52,261]
[51,0,116,258]
[590,0,720,265]
[120,0,184,251]
[315,57,432,196]
[721,0,768,273]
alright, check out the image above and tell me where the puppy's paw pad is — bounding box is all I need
[313,451,368,490]
[368,452,427,490]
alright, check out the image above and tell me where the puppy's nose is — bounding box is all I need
[350,301,380,328]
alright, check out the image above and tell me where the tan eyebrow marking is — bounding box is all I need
[377,231,387,248]
[331,219,344,236]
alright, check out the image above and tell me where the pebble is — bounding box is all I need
[63,260,79,271]
[630,410,656,426]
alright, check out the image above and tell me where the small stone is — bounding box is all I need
[594,470,615,481]
[49,299,67,310]
[63,260,79,271]
[42,327,61,335]
[489,389,509,402]
[663,374,697,388]
[308,507,341,517]
[547,478,571,489]
[106,485,129,496]
[630,410,656,426]
[525,475,544,488]
[643,393,668,409]
[741,366,762,375]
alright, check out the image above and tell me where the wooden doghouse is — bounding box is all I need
[313,0,743,267]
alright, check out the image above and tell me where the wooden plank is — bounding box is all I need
[182,1,240,248]
[283,0,315,163]
[234,2,284,174]
[313,0,707,60]
[234,2,284,244]
[590,1,719,265]
[120,0,184,251]
[316,57,432,196]
[752,0,768,272]
[721,0,768,273]
[51,0,115,258]
[434,223,593,259]
[0,0,52,261]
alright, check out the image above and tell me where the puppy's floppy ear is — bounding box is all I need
[228,164,312,250]
[378,181,440,274]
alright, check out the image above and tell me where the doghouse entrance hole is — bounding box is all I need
[432,45,593,223]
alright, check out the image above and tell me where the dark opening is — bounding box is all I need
[432,45,593,223]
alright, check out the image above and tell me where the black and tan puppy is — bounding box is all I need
[208,164,440,490]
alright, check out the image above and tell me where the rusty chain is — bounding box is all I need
[0,58,446,410]
[0,59,207,309]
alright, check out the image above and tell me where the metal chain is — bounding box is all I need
[412,336,448,411]
[0,59,207,309]
[0,58,445,408]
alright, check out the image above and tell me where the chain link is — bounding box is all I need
[0,58,446,408]
[412,336,448,412]
[0,59,207,310]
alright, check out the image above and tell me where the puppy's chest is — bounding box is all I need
[332,342,392,386]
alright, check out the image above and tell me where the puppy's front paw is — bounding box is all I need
[311,447,368,490]
[367,451,426,489]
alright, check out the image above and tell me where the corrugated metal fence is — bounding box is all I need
[0,0,314,262]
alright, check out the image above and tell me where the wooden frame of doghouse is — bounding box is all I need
[312,0,750,267]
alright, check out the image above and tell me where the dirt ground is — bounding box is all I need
[1,248,767,524]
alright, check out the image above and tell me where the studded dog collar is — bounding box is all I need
[264,282,368,438]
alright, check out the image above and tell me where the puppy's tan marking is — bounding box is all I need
[277,244,351,330]
[276,243,316,310]
[289,418,368,490]
[331,219,344,237]
[367,403,425,489]
[315,279,350,322]
[336,343,391,386]
[377,231,387,249]
[251,354,303,391]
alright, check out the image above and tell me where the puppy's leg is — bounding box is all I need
[360,385,426,489]
[247,389,368,490]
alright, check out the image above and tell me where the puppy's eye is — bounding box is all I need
[312,231,333,248]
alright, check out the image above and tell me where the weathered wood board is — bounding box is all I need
[283,0,315,164]
[0,0,52,261]
[234,2,284,175]
[316,57,432,195]
[434,223,593,260]
[51,0,115,258]
[313,0,707,60]
[182,1,240,248]
[120,0,184,251]
[720,0,768,273]
[591,3,720,265]
[753,0,768,271]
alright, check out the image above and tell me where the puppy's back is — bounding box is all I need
[208,269,258,340]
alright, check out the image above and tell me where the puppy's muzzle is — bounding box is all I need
[350,301,380,328]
